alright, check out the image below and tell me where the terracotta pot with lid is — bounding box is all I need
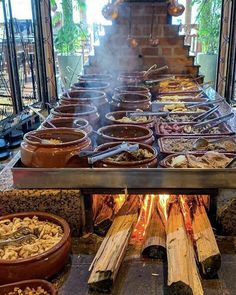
[21,128,91,168]
[50,104,100,127]
[111,93,151,111]
[60,90,109,114]
[41,117,93,136]
[94,141,158,168]
[97,124,154,145]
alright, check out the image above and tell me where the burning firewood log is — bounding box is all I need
[158,196,204,295]
[92,194,126,236]
[88,195,140,293]
[179,195,221,278]
[192,197,221,278]
[141,195,166,259]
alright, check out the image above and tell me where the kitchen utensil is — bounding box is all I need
[28,106,56,128]
[128,111,169,117]
[149,5,159,47]
[225,157,236,168]
[66,90,71,99]
[194,112,234,128]
[127,6,138,48]
[187,98,224,109]
[145,75,175,85]
[143,64,157,77]
[145,65,169,78]
[201,113,234,134]
[193,135,236,150]
[192,105,220,122]
[88,142,139,164]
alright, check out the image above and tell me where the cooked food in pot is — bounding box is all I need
[159,78,199,93]
[157,95,203,102]
[161,138,236,153]
[106,148,153,162]
[158,113,215,123]
[169,152,232,168]
[0,216,63,260]
[158,123,223,135]
[108,115,148,123]
[45,139,63,144]
[162,103,205,112]
[6,286,50,295]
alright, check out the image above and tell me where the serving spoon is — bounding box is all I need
[193,135,236,150]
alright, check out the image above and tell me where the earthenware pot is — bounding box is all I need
[0,212,71,284]
[50,104,100,127]
[41,118,93,136]
[21,128,91,168]
[94,141,158,168]
[111,93,151,111]
[97,124,154,145]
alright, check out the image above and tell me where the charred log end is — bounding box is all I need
[142,245,167,260]
[201,254,221,278]
[169,282,193,295]
[88,271,113,293]
[94,219,113,237]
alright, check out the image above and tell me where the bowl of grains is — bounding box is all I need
[0,279,57,295]
[0,212,71,284]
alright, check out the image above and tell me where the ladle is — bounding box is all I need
[127,6,138,48]
[66,90,71,99]
[143,64,157,77]
[145,75,175,85]
[193,135,236,151]
[145,65,169,78]
[149,5,159,47]
[26,134,57,145]
[28,105,56,129]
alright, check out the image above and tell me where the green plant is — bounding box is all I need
[193,0,222,54]
[51,0,88,55]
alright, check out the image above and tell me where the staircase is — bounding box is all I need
[84,2,200,77]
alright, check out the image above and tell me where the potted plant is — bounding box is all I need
[51,0,88,89]
[193,0,222,84]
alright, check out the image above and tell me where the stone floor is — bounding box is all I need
[52,236,236,295]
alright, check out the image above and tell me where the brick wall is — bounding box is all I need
[84,2,199,76]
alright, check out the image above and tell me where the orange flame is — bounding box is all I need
[131,194,156,243]
[179,195,193,236]
[158,194,171,221]
[113,194,126,214]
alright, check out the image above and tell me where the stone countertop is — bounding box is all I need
[0,153,83,236]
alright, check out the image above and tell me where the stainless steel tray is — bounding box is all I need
[11,160,236,189]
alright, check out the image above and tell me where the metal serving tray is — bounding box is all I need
[11,159,236,189]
